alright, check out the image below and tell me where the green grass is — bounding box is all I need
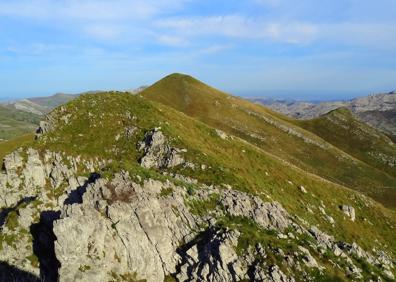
[187,193,220,216]
[295,108,396,177]
[141,74,396,208]
[28,90,396,259]
[1,80,394,276]
[293,108,396,207]
[0,133,34,161]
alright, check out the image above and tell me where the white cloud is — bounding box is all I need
[156,16,318,44]
[1,0,396,49]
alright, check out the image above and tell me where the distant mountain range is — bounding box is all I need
[252,91,396,138]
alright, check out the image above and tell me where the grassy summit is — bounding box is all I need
[141,73,396,208]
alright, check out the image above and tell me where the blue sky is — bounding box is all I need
[0,0,395,100]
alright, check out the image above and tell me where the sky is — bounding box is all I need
[0,0,395,101]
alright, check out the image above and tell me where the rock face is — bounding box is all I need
[138,128,185,169]
[53,174,298,282]
[0,147,395,281]
[54,173,196,282]
[219,190,291,230]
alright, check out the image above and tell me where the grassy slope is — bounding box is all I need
[140,74,396,208]
[0,105,41,141]
[0,134,35,161]
[292,108,396,208]
[30,92,396,260]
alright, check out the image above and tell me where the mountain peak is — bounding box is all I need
[141,73,229,115]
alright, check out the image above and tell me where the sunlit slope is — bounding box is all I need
[141,73,396,207]
[296,108,396,177]
[0,105,40,140]
[292,108,396,207]
[30,91,396,259]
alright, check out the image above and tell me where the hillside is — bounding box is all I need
[0,105,41,141]
[0,90,395,281]
[141,74,396,208]
[254,91,396,138]
[294,108,396,206]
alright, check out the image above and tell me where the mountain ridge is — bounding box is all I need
[253,91,396,138]
[0,74,395,280]
[141,73,396,208]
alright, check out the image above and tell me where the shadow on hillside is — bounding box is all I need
[0,261,40,282]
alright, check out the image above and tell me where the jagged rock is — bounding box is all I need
[0,146,394,281]
[298,246,320,268]
[176,229,243,281]
[54,172,197,282]
[341,205,356,221]
[265,265,295,282]
[138,128,185,169]
[219,190,291,230]
[308,226,335,249]
[23,148,46,190]
[2,150,23,172]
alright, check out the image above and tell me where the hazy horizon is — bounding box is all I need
[1,82,393,103]
[0,1,395,100]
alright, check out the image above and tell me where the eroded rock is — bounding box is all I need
[138,128,185,169]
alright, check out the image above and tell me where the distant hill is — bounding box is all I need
[0,93,77,140]
[253,91,396,138]
[0,105,41,141]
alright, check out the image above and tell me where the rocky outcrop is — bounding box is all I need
[176,229,243,281]
[341,205,356,221]
[52,172,298,282]
[0,148,104,278]
[0,147,394,281]
[138,128,185,169]
[219,190,291,230]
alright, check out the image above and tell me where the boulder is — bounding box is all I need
[341,205,356,221]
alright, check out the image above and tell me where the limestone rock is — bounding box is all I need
[138,128,185,169]
[176,229,243,281]
[219,190,291,230]
[341,205,356,221]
